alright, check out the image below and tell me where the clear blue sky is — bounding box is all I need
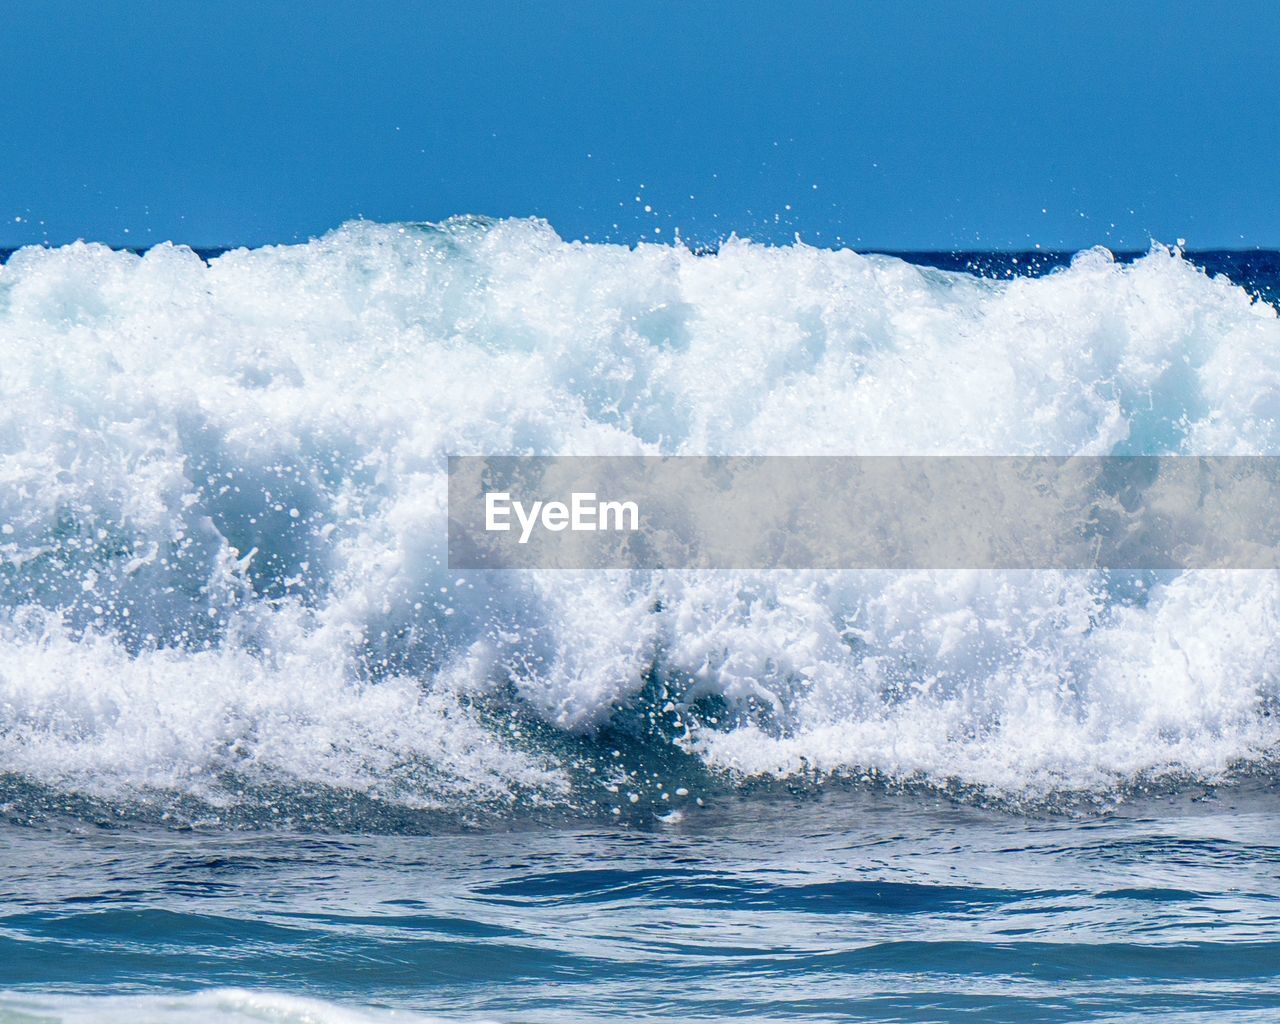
[2,1,1277,251]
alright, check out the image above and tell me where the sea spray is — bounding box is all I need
[2,218,1279,822]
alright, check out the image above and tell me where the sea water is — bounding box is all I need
[1,219,1278,1021]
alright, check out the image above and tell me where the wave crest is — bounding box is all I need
[2,219,1279,820]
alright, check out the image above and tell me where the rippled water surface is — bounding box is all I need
[3,787,1279,1022]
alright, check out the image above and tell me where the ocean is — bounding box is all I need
[1,219,1279,1022]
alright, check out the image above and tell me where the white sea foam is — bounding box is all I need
[0,988,466,1024]
[2,218,1279,809]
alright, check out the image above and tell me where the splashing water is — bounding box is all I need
[3,218,1280,825]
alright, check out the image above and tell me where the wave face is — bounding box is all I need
[2,218,1280,824]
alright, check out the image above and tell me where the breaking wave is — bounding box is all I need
[2,217,1279,824]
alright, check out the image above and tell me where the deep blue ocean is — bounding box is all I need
[2,224,1279,1022]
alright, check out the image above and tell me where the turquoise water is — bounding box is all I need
[3,787,1280,1022]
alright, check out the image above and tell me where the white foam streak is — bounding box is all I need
[0,988,467,1024]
